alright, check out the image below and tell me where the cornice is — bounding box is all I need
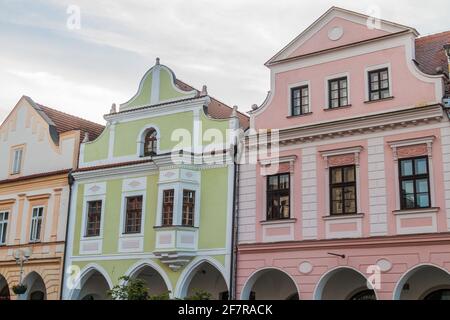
[248,104,446,147]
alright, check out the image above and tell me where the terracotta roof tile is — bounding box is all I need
[175,79,250,129]
[36,104,105,140]
[415,31,450,77]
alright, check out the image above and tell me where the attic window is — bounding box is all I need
[143,128,158,157]
[11,147,24,175]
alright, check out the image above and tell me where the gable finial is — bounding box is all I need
[110,103,117,114]
[251,104,258,111]
[156,57,160,65]
[231,105,238,118]
[83,132,90,143]
[201,85,208,96]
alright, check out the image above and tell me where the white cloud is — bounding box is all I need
[0,0,449,124]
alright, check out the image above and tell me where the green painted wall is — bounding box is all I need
[159,69,189,102]
[123,72,153,109]
[198,167,228,249]
[83,129,109,163]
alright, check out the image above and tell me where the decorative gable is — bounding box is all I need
[120,58,198,111]
[267,6,416,65]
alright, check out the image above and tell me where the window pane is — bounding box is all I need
[370,73,379,82]
[402,180,414,194]
[415,158,428,175]
[268,176,278,191]
[279,174,289,190]
[279,195,290,218]
[302,87,308,97]
[381,80,389,89]
[341,97,348,106]
[371,82,379,90]
[331,100,339,108]
[344,186,356,200]
[416,179,429,193]
[340,88,347,98]
[404,194,416,209]
[344,166,355,182]
[344,199,356,213]
[332,187,343,201]
[371,92,379,100]
[293,89,300,98]
[331,81,338,90]
[400,160,413,176]
[332,201,343,214]
[340,79,347,88]
[417,194,430,208]
[380,71,388,80]
[301,97,308,106]
[331,91,339,99]
[331,168,342,184]
[381,90,390,99]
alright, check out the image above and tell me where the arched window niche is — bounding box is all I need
[138,126,160,157]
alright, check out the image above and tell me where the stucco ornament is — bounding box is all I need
[376,259,392,272]
[328,26,344,41]
[299,261,314,274]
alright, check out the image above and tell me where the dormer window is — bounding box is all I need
[143,128,157,157]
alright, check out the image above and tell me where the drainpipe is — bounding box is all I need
[229,142,240,300]
[59,171,75,300]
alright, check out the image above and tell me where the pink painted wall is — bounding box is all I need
[255,46,437,131]
[288,17,389,58]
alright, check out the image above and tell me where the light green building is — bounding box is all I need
[62,59,248,300]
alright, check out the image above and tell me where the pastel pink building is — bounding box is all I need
[236,7,450,300]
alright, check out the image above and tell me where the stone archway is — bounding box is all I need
[129,263,171,297]
[315,267,376,300]
[22,272,47,300]
[0,274,10,300]
[241,268,299,300]
[394,264,450,300]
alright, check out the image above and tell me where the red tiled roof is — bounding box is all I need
[415,31,450,77]
[36,103,105,141]
[175,79,250,129]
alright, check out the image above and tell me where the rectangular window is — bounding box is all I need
[330,165,357,215]
[0,211,9,245]
[266,173,290,221]
[12,148,23,175]
[162,190,174,226]
[85,200,102,237]
[328,77,348,109]
[291,85,309,116]
[399,157,431,209]
[182,190,195,227]
[30,207,43,242]
[368,68,390,101]
[124,196,143,234]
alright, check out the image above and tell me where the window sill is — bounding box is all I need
[260,218,297,225]
[323,213,364,221]
[81,236,103,241]
[323,104,352,111]
[287,112,313,119]
[364,96,394,104]
[393,207,439,216]
[120,232,144,238]
[153,225,199,230]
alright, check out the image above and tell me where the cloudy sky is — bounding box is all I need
[0,0,449,124]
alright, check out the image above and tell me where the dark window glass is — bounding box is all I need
[124,196,143,234]
[368,68,390,101]
[266,173,290,221]
[399,157,431,209]
[86,201,102,237]
[162,190,174,226]
[330,165,357,215]
[144,129,157,156]
[291,85,309,116]
[328,77,348,108]
[182,190,195,227]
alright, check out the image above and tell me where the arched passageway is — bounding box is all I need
[394,265,450,300]
[241,268,299,300]
[0,274,10,300]
[22,272,47,300]
[181,261,228,300]
[315,268,376,300]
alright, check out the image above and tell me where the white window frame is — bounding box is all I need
[136,125,161,158]
[364,63,393,102]
[30,206,44,243]
[288,80,311,116]
[320,147,363,216]
[81,196,106,240]
[155,182,200,228]
[388,136,436,211]
[119,191,146,237]
[11,147,24,175]
[0,211,9,245]
[324,72,351,109]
